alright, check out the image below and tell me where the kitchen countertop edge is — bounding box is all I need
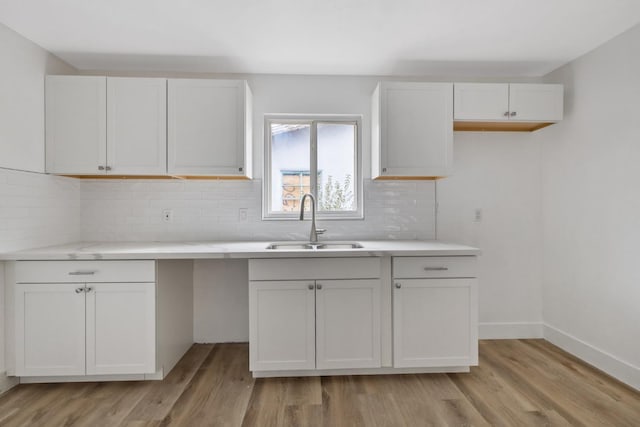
[0,240,481,261]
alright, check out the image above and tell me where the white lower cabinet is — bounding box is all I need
[12,261,158,377]
[248,258,382,374]
[392,257,478,368]
[86,282,156,375]
[15,282,155,377]
[16,283,156,376]
[15,283,87,376]
[249,281,316,372]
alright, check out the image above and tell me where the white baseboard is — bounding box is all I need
[479,322,544,339]
[0,371,19,395]
[544,324,640,391]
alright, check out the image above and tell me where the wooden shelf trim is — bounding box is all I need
[453,121,554,132]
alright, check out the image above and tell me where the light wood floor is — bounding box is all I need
[0,340,638,426]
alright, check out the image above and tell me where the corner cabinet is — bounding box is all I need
[248,258,381,375]
[372,82,453,179]
[46,76,167,175]
[392,257,478,368]
[167,79,253,177]
[454,83,563,131]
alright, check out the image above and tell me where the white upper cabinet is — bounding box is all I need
[46,76,166,175]
[372,82,453,179]
[168,79,252,177]
[509,83,564,121]
[46,76,106,174]
[106,77,167,175]
[454,83,509,121]
[454,83,563,127]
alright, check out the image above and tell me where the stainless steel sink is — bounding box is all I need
[266,242,364,250]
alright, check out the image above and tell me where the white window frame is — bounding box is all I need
[263,114,363,220]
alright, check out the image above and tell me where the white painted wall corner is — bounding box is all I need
[0,372,19,395]
[544,324,640,391]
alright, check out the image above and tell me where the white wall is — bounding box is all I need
[0,22,75,172]
[539,24,640,389]
[438,132,543,338]
[0,24,80,379]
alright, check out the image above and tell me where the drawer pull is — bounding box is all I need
[68,271,97,276]
[395,283,401,289]
[423,267,449,271]
[75,287,84,294]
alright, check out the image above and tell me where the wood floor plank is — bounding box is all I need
[124,343,213,423]
[482,340,639,426]
[0,340,638,427]
[162,343,254,427]
[449,353,551,425]
[321,376,366,427]
[241,377,288,426]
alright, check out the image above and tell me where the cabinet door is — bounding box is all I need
[393,278,478,368]
[45,76,107,174]
[249,281,315,371]
[315,279,381,369]
[454,83,509,121]
[378,82,453,177]
[509,84,564,121]
[168,79,248,176]
[15,283,86,376]
[107,77,167,174]
[86,282,156,375]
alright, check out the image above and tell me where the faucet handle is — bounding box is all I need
[316,228,327,235]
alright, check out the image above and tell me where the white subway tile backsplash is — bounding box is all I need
[80,178,436,241]
[1,170,436,250]
[0,169,81,252]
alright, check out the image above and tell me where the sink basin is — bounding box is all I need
[266,242,364,250]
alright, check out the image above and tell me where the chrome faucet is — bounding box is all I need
[299,193,326,243]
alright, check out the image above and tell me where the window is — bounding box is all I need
[264,115,362,219]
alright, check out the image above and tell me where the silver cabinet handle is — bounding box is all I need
[69,271,96,276]
[238,167,243,172]
[395,283,401,289]
[98,166,105,171]
[503,111,510,117]
[424,267,449,271]
[105,166,112,171]
[85,287,93,293]
[316,284,323,290]
[75,287,84,294]
[510,111,517,117]
[382,168,387,172]
[308,284,314,290]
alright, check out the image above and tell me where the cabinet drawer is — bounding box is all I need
[249,258,381,281]
[15,261,156,283]
[393,257,476,279]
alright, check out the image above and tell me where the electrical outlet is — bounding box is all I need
[238,208,248,222]
[162,209,173,223]
[474,208,482,222]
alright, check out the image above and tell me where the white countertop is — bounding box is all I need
[0,240,480,261]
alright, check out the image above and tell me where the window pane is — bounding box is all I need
[317,123,356,212]
[270,123,311,213]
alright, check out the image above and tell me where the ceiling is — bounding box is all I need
[1,0,640,77]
